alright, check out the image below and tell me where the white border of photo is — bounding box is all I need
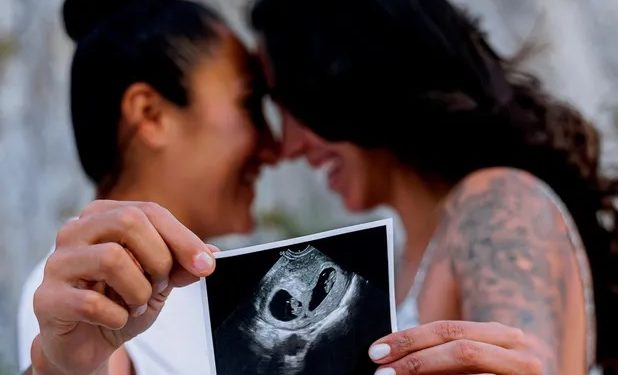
[200,218,396,375]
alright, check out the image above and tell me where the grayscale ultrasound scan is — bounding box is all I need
[202,221,395,375]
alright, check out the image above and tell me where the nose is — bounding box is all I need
[280,113,309,160]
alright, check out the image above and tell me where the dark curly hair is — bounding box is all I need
[251,0,617,371]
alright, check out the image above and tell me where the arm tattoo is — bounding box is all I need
[435,169,575,372]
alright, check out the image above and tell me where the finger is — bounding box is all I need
[135,202,216,282]
[46,243,153,315]
[375,339,542,375]
[369,321,526,364]
[57,207,173,291]
[35,284,129,330]
[80,200,216,281]
[161,241,217,287]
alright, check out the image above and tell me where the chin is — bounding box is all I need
[334,182,370,213]
[342,188,377,213]
[343,195,368,213]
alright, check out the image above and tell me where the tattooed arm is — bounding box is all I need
[369,168,583,375]
[441,168,576,372]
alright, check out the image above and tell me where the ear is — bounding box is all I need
[120,82,170,149]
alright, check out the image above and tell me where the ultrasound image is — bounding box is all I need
[212,245,390,375]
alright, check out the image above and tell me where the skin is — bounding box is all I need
[275,109,589,374]
[27,30,276,375]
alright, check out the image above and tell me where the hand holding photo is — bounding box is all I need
[201,219,396,375]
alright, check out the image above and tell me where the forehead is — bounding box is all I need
[187,31,252,99]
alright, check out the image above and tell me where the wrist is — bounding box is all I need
[31,335,109,375]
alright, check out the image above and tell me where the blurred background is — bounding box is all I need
[0,0,616,373]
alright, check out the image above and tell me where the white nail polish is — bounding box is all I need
[132,304,147,317]
[194,252,214,273]
[374,368,396,375]
[369,343,391,360]
[154,279,169,294]
[206,244,220,253]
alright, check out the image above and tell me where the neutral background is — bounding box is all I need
[0,0,616,373]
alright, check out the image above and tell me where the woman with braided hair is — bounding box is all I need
[252,0,617,373]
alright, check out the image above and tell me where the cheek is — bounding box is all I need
[198,111,257,168]
[229,131,257,163]
[173,116,253,197]
[209,115,258,196]
[217,107,257,161]
[185,123,257,233]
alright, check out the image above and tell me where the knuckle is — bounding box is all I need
[116,206,146,231]
[394,330,415,352]
[135,284,153,306]
[510,327,526,345]
[77,292,101,319]
[453,339,481,367]
[55,220,79,246]
[432,320,465,342]
[403,355,423,374]
[151,253,173,277]
[43,253,63,277]
[33,284,50,320]
[524,356,543,374]
[98,243,127,275]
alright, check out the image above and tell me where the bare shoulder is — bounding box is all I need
[441,167,573,242]
[445,167,559,213]
[432,167,580,368]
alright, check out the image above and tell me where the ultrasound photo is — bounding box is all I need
[201,220,396,375]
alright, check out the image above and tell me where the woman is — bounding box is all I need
[18,0,277,373]
[251,0,617,374]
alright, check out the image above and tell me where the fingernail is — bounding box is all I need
[374,368,396,375]
[206,244,221,253]
[154,279,169,294]
[131,304,147,317]
[369,343,391,360]
[193,251,214,273]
